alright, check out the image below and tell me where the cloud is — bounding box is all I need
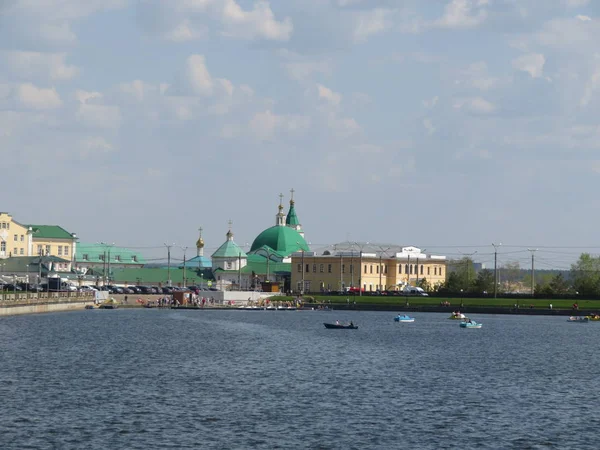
[576,15,591,22]
[317,84,342,106]
[423,118,436,135]
[15,83,62,110]
[164,19,208,42]
[3,51,79,81]
[353,8,393,42]
[186,54,214,96]
[76,104,122,129]
[453,96,496,114]
[220,0,293,41]
[434,0,489,29]
[512,53,546,78]
[248,110,310,141]
[279,50,333,83]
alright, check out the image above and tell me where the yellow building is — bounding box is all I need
[0,212,77,262]
[290,245,446,294]
[0,212,33,258]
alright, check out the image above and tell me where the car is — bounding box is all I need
[127,286,141,294]
[79,285,98,292]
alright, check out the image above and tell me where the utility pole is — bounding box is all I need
[353,241,369,296]
[181,246,188,287]
[100,242,114,286]
[492,243,501,298]
[459,250,477,287]
[164,243,175,286]
[415,248,426,287]
[301,248,305,295]
[528,248,538,296]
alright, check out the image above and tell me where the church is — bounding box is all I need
[209,190,309,292]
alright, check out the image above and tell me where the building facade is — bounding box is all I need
[290,245,447,294]
[0,212,33,258]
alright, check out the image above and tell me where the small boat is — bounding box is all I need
[567,316,589,323]
[460,320,482,329]
[449,312,468,320]
[586,314,600,321]
[324,322,358,329]
[394,315,415,323]
[84,305,95,310]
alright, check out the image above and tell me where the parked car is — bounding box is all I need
[79,285,98,292]
[136,286,153,294]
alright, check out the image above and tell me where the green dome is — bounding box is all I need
[250,226,309,255]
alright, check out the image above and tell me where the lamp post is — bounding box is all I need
[415,248,426,287]
[492,243,502,298]
[353,242,369,297]
[378,246,391,292]
[164,242,175,286]
[180,246,188,288]
[528,248,538,297]
[99,242,115,286]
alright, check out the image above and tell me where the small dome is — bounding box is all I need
[250,226,309,256]
[196,238,205,249]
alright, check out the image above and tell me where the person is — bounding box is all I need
[549,303,553,310]
[350,321,354,327]
[336,320,340,325]
[124,295,128,304]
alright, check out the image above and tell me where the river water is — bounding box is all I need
[0,309,599,449]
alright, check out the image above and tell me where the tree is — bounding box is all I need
[571,253,600,295]
[473,269,494,294]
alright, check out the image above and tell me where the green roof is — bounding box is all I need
[286,202,300,226]
[212,240,247,258]
[28,225,76,240]
[0,256,71,274]
[213,256,291,275]
[250,225,309,255]
[76,243,146,265]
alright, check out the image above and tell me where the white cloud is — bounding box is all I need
[317,84,342,106]
[453,96,496,114]
[186,54,214,96]
[76,104,122,129]
[580,67,600,107]
[164,20,208,42]
[564,0,589,7]
[353,8,393,42]
[249,110,310,140]
[75,89,102,104]
[119,80,154,102]
[576,15,592,22]
[15,83,62,110]
[434,0,488,29]
[423,118,436,135]
[512,53,546,78]
[4,51,79,81]
[79,136,114,158]
[220,0,293,41]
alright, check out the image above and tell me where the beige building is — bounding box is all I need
[0,212,77,261]
[290,245,446,294]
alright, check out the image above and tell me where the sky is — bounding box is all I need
[2,0,600,270]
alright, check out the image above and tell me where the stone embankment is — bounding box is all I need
[0,291,95,316]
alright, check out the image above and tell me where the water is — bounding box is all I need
[1,309,599,449]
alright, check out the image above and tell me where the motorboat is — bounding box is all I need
[585,314,600,321]
[567,316,589,323]
[394,315,415,323]
[449,312,468,320]
[460,320,482,329]
[324,322,358,329]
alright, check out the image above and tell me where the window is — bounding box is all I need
[376,265,379,274]
[297,282,303,291]
[132,256,138,262]
[410,265,413,275]
[350,264,353,274]
[384,265,387,274]
[0,242,5,251]
[405,264,409,273]
[420,265,423,275]
[297,264,302,273]
[226,261,232,269]
[364,265,367,274]
[19,248,24,255]
[328,264,332,273]
[99,254,105,261]
[427,267,430,275]
[342,264,345,273]
[434,267,437,275]
[305,264,309,273]
[14,248,17,254]
[0,223,4,229]
[58,246,63,256]
[312,264,316,273]
[319,264,324,273]
[115,255,121,262]
[83,254,89,261]
[399,265,402,274]
[370,265,373,274]
[64,247,69,256]
[439,267,444,277]
[20,235,24,242]
[37,245,42,255]
[45,245,50,255]
[14,234,17,241]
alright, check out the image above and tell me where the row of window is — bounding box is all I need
[36,245,69,257]
[297,263,444,277]
[0,222,10,229]
[13,234,25,242]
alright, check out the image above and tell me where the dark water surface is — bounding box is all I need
[1,310,599,449]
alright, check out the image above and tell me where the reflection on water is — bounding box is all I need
[1,310,599,449]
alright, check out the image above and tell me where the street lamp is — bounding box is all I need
[180,246,189,288]
[415,248,426,287]
[492,243,502,298]
[164,242,175,286]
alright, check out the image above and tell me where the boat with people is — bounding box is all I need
[324,321,358,329]
[460,319,482,329]
[585,314,600,321]
[449,311,468,320]
[567,316,589,323]
[394,314,415,323]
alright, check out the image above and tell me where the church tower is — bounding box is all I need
[286,188,304,238]
[196,227,205,257]
[275,193,286,226]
